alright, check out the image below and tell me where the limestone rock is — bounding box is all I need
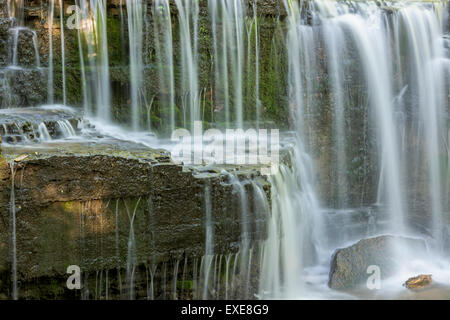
[328,235,427,290]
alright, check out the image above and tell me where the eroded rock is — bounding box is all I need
[328,235,427,290]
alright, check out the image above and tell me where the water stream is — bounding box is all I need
[1,0,449,300]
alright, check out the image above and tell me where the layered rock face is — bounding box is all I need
[0,139,270,299]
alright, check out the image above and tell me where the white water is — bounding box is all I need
[78,0,111,121]
[256,0,450,299]
[47,0,55,104]
[2,0,449,301]
[323,19,348,208]
[7,0,24,25]
[397,4,448,253]
[175,0,200,131]
[59,0,66,105]
[209,0,247,128]
[126,0,146,131]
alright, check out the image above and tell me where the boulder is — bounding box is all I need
[328,235,427,290]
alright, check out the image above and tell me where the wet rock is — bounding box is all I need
[7,27,39,67]
[0,107,81,142]
[0,141,270,298]
[404,274,433,290]
[328,235,427,290]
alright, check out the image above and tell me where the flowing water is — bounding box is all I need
[2,0,450,300]
[77,0,111,120]
[126,0,146,130]
[174,0,200,131]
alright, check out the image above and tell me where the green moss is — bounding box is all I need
[107,15,126,67]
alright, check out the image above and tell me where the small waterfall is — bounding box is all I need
[322,19,348,208]
[340,4,406,237]
[126,0,146,131]
[56,120,76,138]
[8,27,41,68]
[396,4,449,252]
[47,0,55,104]
[259,150,324,298]
[75,0,88,113]
[125,198,141,300]
[0,70,13,108]
[78,0,111,121]
[252,1,261,128]
[208,0,247,128]
[10,27,20,67]
[59,0,67,105]
[37,122,52,141]
[201,181,214,299]
[174,0,200,131]
[7,0,24,25]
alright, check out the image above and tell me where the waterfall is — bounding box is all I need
[47,0,55,104]
[75,0,89,113]
[202,181,214,299]
[59,0,66,105]
[252,1,261,128]
[396,4,449,252]
[259,148,324,298]
[56,120,76,138]
[126,0,145,131]
[209,0,246,128]
[125,198,141,300]
[323,20,348,208]
[37,122,52,141]
[7,0,24,25]
[335,6,406,239]
[2,0,450,300]
[175,0,200,131]
[78,0,111,121]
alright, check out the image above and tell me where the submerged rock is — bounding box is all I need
[328,235,427,290]
[404,275,433,290]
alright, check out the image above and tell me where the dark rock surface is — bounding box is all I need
[0,139,270,299]
[328,235,428,290]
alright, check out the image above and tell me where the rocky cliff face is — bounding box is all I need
[0,140,270,299]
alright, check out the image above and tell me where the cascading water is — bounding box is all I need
[59,0,66,105]
[2,0,450,301]
[78,0,111,120]
[7,0,24,25]
[396,4,449,252]
[209,0,259,128]
[47,0,55,104]
[175,0,200,131]
[126,0,146,131]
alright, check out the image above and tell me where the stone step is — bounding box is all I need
[0,106,82,143]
